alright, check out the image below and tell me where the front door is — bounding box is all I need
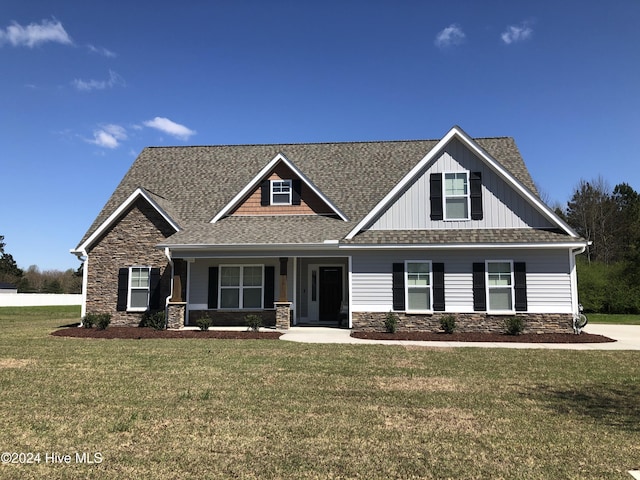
[319,267,343,322]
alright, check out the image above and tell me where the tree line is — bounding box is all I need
[558,177,640,313]
[0,236,82,294]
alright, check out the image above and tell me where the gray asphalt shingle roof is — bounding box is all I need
[78,135,571,250]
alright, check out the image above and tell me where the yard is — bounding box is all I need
[1,306,639,479]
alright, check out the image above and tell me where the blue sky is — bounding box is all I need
[1,1,639,271]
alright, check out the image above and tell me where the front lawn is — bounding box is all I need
[1,306,639,479]
[588,313,640,325]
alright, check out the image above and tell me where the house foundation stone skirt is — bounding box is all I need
[352,312,573,334]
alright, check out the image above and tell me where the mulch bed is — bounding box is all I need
[351,331,615,343]
[51,326,282,340]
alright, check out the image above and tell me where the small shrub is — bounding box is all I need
[140,311,166,330]
[95,313,111,330]
[440,315,456,334]
[245,314,263,332]
[504,316,525,335]
[82,314,96,329]
[196,316,212,331]
[384,312,398,333]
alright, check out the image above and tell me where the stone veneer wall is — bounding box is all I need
[167,303,186,329]
[85,199,174,326]
[352,312,573,334]
[188,310,277,327]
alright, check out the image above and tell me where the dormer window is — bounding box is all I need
[444,172,469,220]
[271,180,292,205]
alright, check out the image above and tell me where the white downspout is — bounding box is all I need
[570,244,588,315]
[71,249,89,323]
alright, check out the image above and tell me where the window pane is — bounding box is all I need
[407,263,430,286]
[488,263,511,286]
[445,173,467,195]
[243,266,262,286]
[221,267,240,286]
[446,198,468,219]
[220,288,239,308]
[489,288,512,310]
[272,193,290,204]
[243,288,262,308]
[408,288,430,310]
[130,289,148,309]
[131,268,149,288]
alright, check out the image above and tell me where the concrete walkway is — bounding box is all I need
[279,324,640,350]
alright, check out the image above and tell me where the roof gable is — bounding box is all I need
[210,153,348,222]
[72,187,180,254]
[345,126,578,239]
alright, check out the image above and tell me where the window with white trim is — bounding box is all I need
[271,180,292,205]
[444,172,469,220]
[219,265,263,309]
[486,261,514,312]
[405,261,432,312]
[129,267,151,311]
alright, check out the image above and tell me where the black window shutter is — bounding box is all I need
[432,263,445,311]
[470,171,483,220]
[514,262,528,311]
[208,267,219,309]
[472,262,486,311]
[292,179,302,205]
[149,268,162,309]
[116,268,129,311]
[260,180,270,206]
[392,263,405,311]
[430,173,443,220]
[264,266,275,309]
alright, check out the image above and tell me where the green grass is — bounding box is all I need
[1,306,639,479]
[588,313,640,325]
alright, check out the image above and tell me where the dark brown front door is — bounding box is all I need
[319,267,342,322]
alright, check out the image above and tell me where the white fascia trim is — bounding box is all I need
[338,242,588,250]
[210,153,349,223]
[75,187,180,253]
[157,242,344,252]
[345,125,579,239]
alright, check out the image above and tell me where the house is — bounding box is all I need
[0,282,18,294]
[71,126,588,333]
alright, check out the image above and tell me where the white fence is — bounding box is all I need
[0,294,82,307]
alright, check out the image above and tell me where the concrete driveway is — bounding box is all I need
[279,324,640,350]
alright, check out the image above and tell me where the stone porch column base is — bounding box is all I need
[167,302,186,329]
[274,302,292,330]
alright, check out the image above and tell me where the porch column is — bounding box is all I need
[279,257,288,302]
[274,301,292,329]
[167,259,186,328]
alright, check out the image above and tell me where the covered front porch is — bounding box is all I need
[166,253,350,330]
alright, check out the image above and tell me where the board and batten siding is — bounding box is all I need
[350,249,573,314]
[369,138,554,230]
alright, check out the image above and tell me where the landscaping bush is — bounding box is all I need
[440,315,456,334]
[384,312,398,333]
[196,316,212,331]
[82,314,96,329]
[140,311,166,330]
[95,313,111,330]
[245,314,262,332]
[504,316,525,335]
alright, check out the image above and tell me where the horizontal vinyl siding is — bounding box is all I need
[369,138,554,230]
[351,249,572,314]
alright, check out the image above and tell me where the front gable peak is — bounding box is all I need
[210,153,348,222]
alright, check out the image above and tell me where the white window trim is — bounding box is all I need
[485,260,515,314]
[404,260,433,313]
[270,179,292,205]
[127,266,151,312]
[443,171,470,221]
[219,264,264,310]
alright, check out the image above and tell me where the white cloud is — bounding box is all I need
[87,44,117,58]
[143,117,196,140]
[73,70,125,91]
[88,124,127,149]
[0,19,72,48]
[501,22,533,44]
[435,24,465,48]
